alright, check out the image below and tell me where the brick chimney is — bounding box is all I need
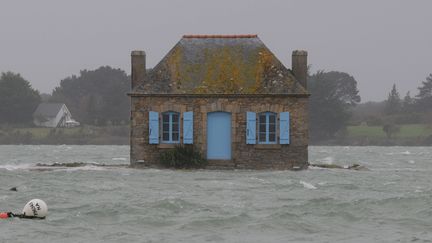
[292,50,308,89]
[131,50,146,90]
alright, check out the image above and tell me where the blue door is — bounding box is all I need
[207,112,232,160]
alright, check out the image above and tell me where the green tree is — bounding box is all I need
[384,84,401,115]
[309,71,361,140]
[383,123,400,139]
[0,72,41,124]
[50,66,130,125]
[402,91,414,112]
[415,74,432,111]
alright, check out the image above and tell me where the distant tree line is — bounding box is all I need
[50,66,130,125]
[0,67,130,127]
[384,74,432,115]
[308,70,361,141]
[1,65,430,145]
[0,72,41,124]
[355,74,432,125]
[378,75,432,138]
[350,74,432,139]
[309,72,432,142]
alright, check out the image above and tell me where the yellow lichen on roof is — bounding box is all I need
[144,35,305,94]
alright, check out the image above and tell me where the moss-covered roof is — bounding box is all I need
[138,35,307,94]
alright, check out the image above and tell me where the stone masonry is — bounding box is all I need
[129,35,309,170]
[130,94,308,169]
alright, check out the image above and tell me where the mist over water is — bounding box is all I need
[1,145,432,242]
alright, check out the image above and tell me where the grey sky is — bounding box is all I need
[1,0,431,101]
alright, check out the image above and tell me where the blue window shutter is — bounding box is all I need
[280,112,290,144]
[183,111,193,144]
[246,112,256,144]
[149,111,159,144]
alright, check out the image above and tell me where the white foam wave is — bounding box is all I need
[62,166,108,172]
[300,180,317,190]
[321,157,334,165]
[308,165,326,170]
[375,168,425,172]
[250,177,269,184]
[0,162,114,172]
[112,157,127,161]
[0,164,33,171]
[386,150,412,155]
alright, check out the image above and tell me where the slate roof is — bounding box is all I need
[33,103,65,118]
[138,35,307,95]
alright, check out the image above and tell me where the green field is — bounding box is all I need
[12,127,83,138]
[0,125,129,145]
[347,124,432,138]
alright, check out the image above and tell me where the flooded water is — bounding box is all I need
[1,145,432,242]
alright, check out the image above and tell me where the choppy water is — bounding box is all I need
[1,145,432,243]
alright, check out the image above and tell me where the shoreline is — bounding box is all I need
[1,126,431,146]
[0,141,430,146]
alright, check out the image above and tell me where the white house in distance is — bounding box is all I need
[33,103,80,128]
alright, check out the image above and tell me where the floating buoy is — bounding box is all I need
[22,199,48,219]
[1,199,48,219]
[0,212,10,219]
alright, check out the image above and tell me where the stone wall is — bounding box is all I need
[130,94,308,170]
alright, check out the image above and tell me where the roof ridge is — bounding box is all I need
[183,34,258,39]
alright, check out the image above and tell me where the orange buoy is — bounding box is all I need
[0,212,10,219]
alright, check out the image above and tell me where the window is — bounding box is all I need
[258,112,276,144]
[162,112,180,143]
[246,111,290,145]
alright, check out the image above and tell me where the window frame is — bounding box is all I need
[258,112,277,144]
[161,111,180,144]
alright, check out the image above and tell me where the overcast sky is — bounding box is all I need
[1,0,431,101]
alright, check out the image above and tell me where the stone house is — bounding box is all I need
[129,34,309,169]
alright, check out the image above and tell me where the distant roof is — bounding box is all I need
[138,34,307,95]
[33,103,65,117]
